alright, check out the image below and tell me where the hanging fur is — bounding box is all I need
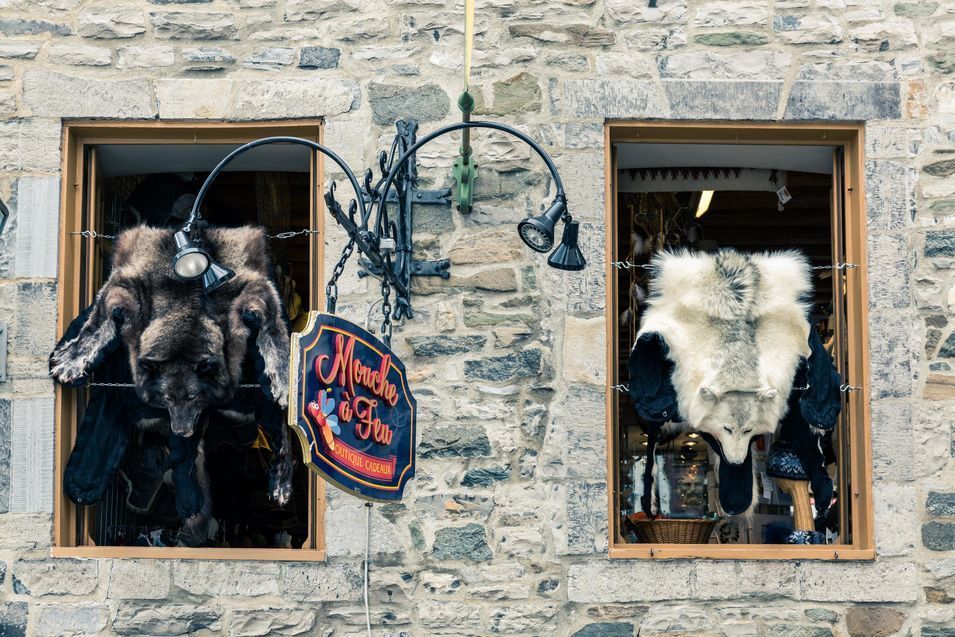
[50,225,293,538]
[636,249,812,464]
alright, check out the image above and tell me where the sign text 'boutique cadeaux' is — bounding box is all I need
[288,312,416,501]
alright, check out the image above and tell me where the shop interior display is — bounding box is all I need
[50,171,313,548]
[616,172,849,546]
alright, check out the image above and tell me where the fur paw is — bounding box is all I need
[49,345,89,385]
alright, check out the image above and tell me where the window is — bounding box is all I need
[605,122,874,560]
[54,121,325,560]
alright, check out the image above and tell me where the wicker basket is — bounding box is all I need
[632,518,717,544]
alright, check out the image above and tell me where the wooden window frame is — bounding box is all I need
[604,121,875,560]
[54,120,327,561]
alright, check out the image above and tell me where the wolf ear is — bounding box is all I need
[50,282,139,386]
[756,388,778,401]
[699,386,721,402]
[232,278,290,407]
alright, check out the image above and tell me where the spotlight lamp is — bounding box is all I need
[172,230,211,280]
[518,197,567,253]
[201,260,236,293]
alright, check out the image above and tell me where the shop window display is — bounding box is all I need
[609,132,870,555]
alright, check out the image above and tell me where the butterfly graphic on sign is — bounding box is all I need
[307,389,341,452]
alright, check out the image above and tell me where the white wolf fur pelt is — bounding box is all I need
[637,249,812,464]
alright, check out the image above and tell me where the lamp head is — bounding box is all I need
[172,230,210,280]
[547,220,586,271]
[518,198,566,253]
[201,260,235,293]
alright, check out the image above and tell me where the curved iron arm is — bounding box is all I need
[377,121,567,221]
[182,136,368,235]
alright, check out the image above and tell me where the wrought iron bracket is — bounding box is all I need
[182,118,570,336]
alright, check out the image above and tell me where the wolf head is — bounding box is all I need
[696,386,779,464]
[50,225,289,437]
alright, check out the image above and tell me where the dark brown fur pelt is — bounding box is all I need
[50,225,293,526]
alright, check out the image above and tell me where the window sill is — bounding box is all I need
[52,545,326,562]
[609,544,875,561]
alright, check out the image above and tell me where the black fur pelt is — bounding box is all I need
[51,225,292,543]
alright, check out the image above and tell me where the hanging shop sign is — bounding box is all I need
[288,312,416,501]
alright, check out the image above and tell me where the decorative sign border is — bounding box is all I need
[288,312,416,502]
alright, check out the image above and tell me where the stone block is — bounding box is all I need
[0,401,9,512]
[848,20,918,51]
[868,310,917,399]
[13,177,59,279]
[13,281,56,356]
[283,562,362,602]
[873,482,918,555]
[659,50,792,80]
[845,606,906,637]
[0,42,41,59]
[117,45,175,68]
[448,228,524,265]
[928,491,955,517]
[509,23,614,47]
[663,79,781,120]
[774,13,843,43]
[244,47,294,70]
[149,11,238,39]
[0,514,52,550]
[556,481,608,555]
[285,0,361,21]
[563,80,666,118]
[0,603,27,637]
[108,560,170,599]
[694,1,768,27]
[156,78,233,118]
[604,0,686,24]
[112,604,221,635]
[562,315,605,385]
[694,31,768,46]
[762,626,832,637]
[464,348,543,382]
[431,523,492,561]
[35,604,108,637]
[47,44,111,66]
[738,561,798,597]
[871,401,914,480]
[416,600,481,629]
[0,119,61,173]
[540,385,606,479]
[784,82,901,120]
[77,8,147,38]
[0,18,70,36]
[181,46,235,71]
[12,558,98,596]
[368,82,449,125]
[299,46,340,69]
[924,522,955,551]
[866,161,915,231]
[228,608,315,636]
[420,423,492,458]
[568,562,694,602]
[232,78,358,119]
[797,561,917,602]
[488,604,560,633]
[867,234,912,309]
[10,397,54,513]
[571,623,635,637]
[23,71,156,118]
[174,561,280,596]
[926,230,955,258]
[641,605,712,632]
[407,335,486,357]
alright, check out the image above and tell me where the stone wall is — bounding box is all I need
[0,0,953,635]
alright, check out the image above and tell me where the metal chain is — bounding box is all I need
[267,228,322,240]
[70,230,115,240]
[380,272,393,346]
[325,238,356,314]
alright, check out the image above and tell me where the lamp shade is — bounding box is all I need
[202,260,236,293]
[547,221,586,271]
[172,230,210,280]
[517,199,566,253]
